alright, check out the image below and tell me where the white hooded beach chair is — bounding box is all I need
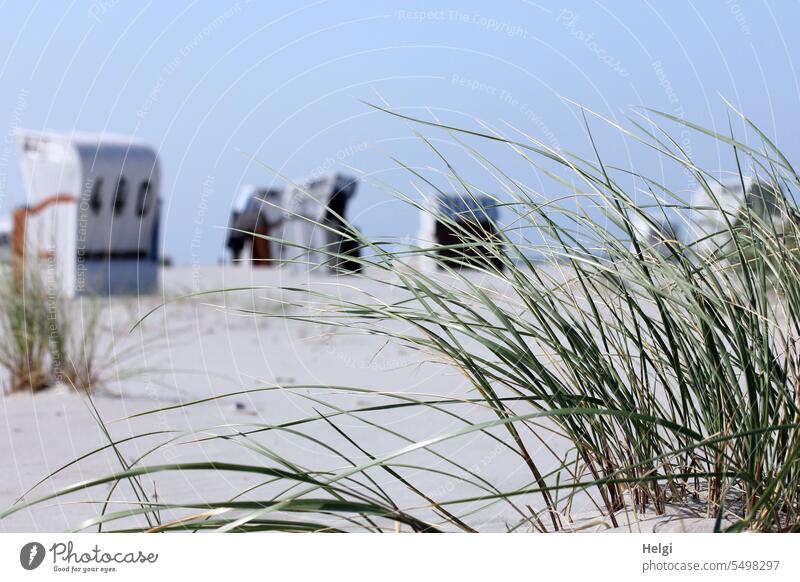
[227,185,284,264]
[416,193,503,272]
[13,129,162,296]
[686,177,789,257]
[227,173,361,273]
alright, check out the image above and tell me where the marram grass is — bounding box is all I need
[3,106,800,532]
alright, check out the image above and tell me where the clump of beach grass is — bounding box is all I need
[0,260,107,393]
[4,104,800,532]
[0,262,53,392]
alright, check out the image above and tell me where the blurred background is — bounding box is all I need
[1,0,798,266]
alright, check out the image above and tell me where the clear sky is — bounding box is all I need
[1,1,798,264]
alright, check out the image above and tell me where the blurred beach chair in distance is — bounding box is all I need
[416,193,505,272]
[226,185,284,265]
[686,176,797,261]
[12,129,162,297]
[226,173,362,274]
[629,214,680,259]
[0,217,11,264]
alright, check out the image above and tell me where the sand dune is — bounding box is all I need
[0,264,715,532]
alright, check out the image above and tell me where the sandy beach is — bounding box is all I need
[2,265,572,532]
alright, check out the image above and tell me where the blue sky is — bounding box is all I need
[1,1,798,264]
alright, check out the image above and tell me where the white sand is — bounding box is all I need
[0,265,710,532]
